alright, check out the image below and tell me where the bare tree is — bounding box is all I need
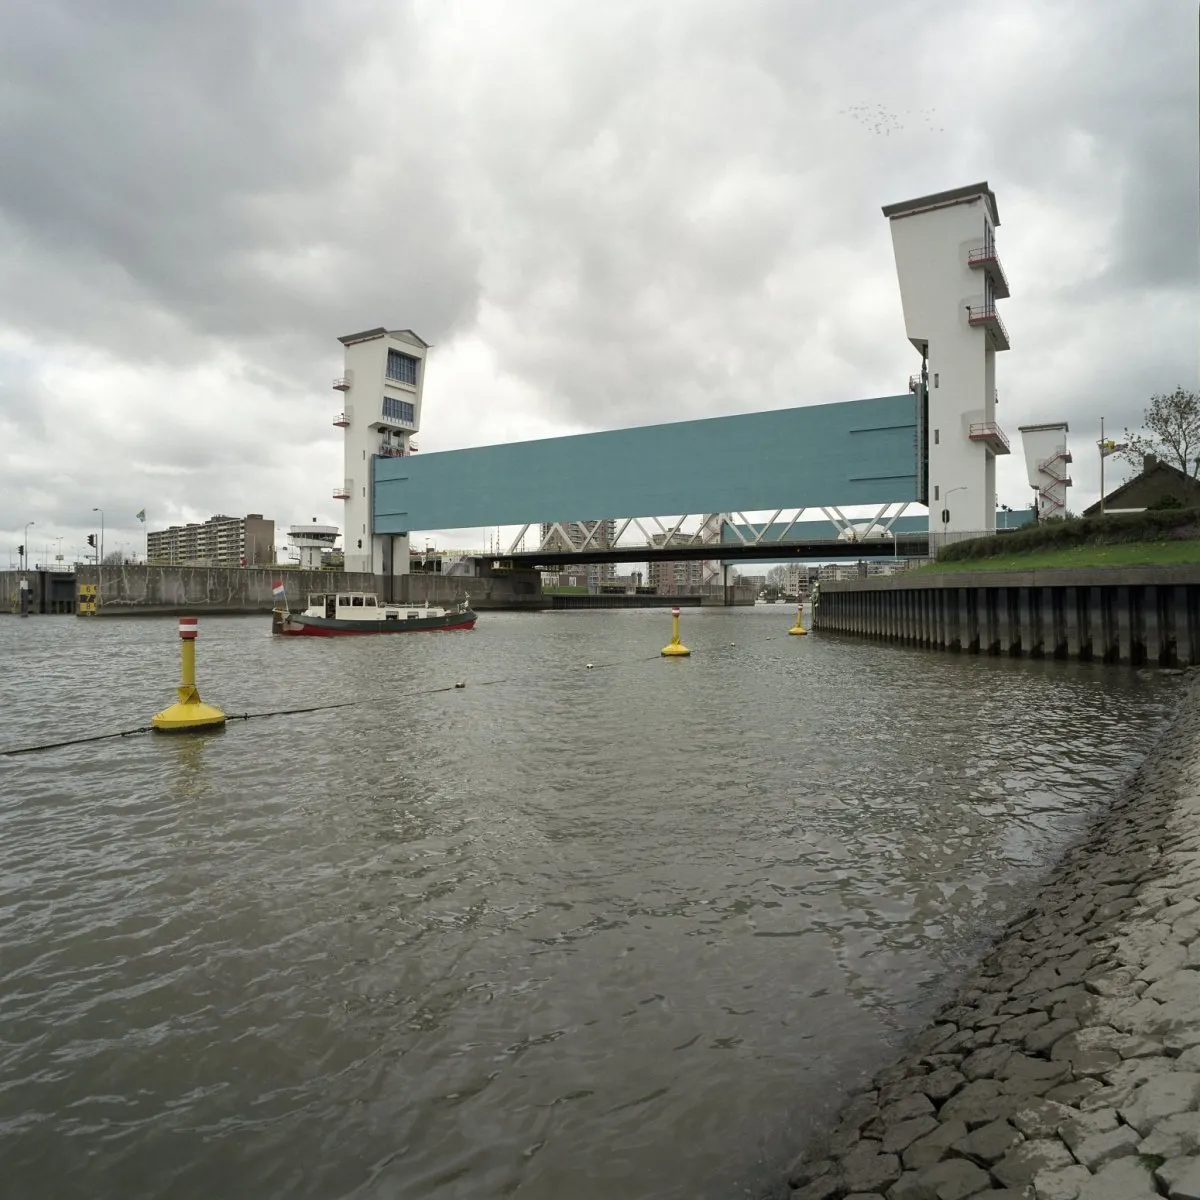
[766,565,788,588]
[1121,387,1200,479]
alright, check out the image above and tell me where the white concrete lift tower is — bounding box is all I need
[331,327,427,575]
[884,182,1011,536]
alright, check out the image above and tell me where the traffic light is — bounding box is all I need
[87,534,96,548]
[17,544,23,557]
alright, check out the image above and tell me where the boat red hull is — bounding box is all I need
[275,612,477,636]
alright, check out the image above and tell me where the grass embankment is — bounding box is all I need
[921,507,1200,574]
[922,540,1200,573]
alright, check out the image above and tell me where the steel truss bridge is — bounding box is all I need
[496,504,931,567]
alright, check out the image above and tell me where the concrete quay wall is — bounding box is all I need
[73,566,380,616]
[814,566,1200,668]
[785,678,1200,1200]
[0,570,77,614]
[35,565,549,615]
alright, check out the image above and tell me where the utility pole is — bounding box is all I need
[1099,417,1106,516]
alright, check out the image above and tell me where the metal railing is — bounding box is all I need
[967,305,1011,345]
[1037,451,1072,475]
[332,412,349,426]
[332,375,352,391]
[968,421,1011,452]
[967,245,1010,293]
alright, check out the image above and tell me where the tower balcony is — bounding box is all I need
[332,412,350,428]
[332,484,352,500]
[908,374,923,394]
[967,245,1010,298]
[967,304,1011,351]
[968,421,1011,455]
[333,371,353,391]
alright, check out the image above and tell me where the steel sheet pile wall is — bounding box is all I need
[814,569,1200,667]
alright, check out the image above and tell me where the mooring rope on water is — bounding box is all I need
[0,725,158,757]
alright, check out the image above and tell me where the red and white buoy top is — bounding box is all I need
[178,616,198,640]
[671,607,681,616]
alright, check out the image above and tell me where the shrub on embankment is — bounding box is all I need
[938,507,1200,563]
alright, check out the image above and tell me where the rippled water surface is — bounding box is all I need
[0,608,1181,1199]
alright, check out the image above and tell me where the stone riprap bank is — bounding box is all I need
[785,677,1200,1200]
[814,566,1200,668]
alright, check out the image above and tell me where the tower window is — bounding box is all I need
[934,485,940,501]
[382,397,415,425]
[934,429,940,445]
[386,350,419,387]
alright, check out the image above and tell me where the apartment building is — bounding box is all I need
[539,520,616,589]
[148,514,275,567]
[647,532,705,593]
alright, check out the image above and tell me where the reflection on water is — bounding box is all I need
[0,609,1180,1199]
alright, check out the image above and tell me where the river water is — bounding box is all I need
[0,607,1181,1199]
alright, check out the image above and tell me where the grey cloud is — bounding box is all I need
[0,0,1196,552]
[0,0,481,374]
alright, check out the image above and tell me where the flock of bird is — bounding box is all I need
[837,104,946,136]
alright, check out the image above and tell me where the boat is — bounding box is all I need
[272,591,477,636]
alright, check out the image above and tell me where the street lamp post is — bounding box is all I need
[93,507,104,563]
[942,487,967,553]
[23,521,34,570]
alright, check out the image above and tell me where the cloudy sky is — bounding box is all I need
[1,0,1195,565]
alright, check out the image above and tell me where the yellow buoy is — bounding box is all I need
[151,617,227,732]
[661,606,691,657]
[788,603,808,636]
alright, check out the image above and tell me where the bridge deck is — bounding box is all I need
[374,394,920,534]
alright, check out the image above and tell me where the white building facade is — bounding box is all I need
[1018,423,1073,520]
[287,521,340,569]
[332,328,427,575]
[884,183,1011,535]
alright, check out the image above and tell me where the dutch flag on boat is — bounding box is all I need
[272,580,286,600]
